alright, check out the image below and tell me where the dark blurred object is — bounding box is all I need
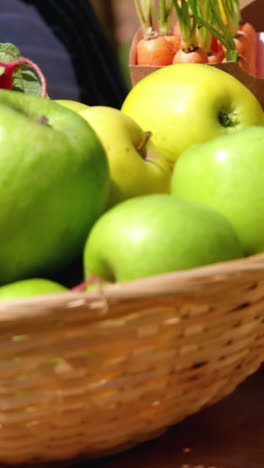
[22,0,128,107]
[91,0,118,49]
[242,0,262,32]
[0,0,128,107]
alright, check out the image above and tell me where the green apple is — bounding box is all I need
[0,89,109,285]
[171,126,264,255]
[84,195,243,283]
[78,106,173,207]
[55,99,90,113]
[121,64,264,162]
[0,278,68,301]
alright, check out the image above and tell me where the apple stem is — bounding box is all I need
[71,276,101,292]
[0,57,47,98]
[137,131,152,156]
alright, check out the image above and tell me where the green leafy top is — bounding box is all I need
[172,0,198,51]
[151,0,175,35]
[134,0,154,36]
[0,43,43,96]
[194,0,238,61]
[219,0,240,37]
[134,0,174,37]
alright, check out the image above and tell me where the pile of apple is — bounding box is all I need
[0,60,264,300]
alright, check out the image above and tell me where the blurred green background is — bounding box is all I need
[118,42,131,89]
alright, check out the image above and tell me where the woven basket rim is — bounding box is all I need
[0,252,263,323]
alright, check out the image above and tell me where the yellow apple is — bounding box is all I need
[122,64,264,162]
[55,99,90,113]
[79,106,173,207]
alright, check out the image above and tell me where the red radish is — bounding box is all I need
[194,0,239,66]
[216,41,225,61]
[155,0,180,57]
[240,21,257,76]
[209,37,224,61]
[222,53,249,73]
[222,31,250,73]
[232,29,252,73]
[238,55,250,73]
[207,50,222,63]
[172,0,208,64]
[210,35,219,53]
[135,0,178,66]
[207,53,219,64]
[207,43,224,63]
[215,0,253,73]
[164,34,181,52]
[234,31,249,58]
[0,57,47,97]
[173,20,181,38]
[71,276,101,292]
[240,21,256,39]
[137,34,177,65]
[173,47,208,64]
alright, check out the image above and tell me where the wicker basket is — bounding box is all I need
[0,254,263,465]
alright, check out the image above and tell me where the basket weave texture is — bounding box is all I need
[0,254,263,465]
